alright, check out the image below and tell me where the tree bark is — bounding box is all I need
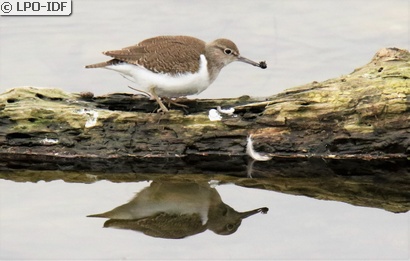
[1,47,408,167]
[1,47,409,213]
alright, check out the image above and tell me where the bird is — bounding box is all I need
[85,35,267,112]
[87,180,268,239]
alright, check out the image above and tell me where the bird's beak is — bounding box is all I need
[239,207,269,219]
[237,55,267,69]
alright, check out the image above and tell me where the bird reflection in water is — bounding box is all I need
[88,180,268,239]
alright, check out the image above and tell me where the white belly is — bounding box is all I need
[105,54,211,97]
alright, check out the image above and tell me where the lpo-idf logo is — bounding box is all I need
[1,0,72,15]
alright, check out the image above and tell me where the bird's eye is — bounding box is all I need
[226,224,234,231]
[224,48,232,55]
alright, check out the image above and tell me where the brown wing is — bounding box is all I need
[102,36,206,75]
[103,212,207,239]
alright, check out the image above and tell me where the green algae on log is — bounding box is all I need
[0,47,409,171]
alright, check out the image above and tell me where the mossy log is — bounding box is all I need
[1,48,409,213]
[0,47,409,173]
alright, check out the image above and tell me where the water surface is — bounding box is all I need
[0,173,408,260]
[1,1,409,260]
[1,0,408,98]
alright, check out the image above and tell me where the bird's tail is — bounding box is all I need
[85,62,108,69]
[85,59,122,68]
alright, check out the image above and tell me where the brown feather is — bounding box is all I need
[99,36,206,75]
[103,212,207,239]
[85,59,123,69]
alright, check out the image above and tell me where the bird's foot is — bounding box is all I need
[162,97,189,109]
[148,86,169,113]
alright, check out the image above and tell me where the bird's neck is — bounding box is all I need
[205,47,226,84]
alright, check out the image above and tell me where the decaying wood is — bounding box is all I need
[1,47,409,213]
[0,47,408,164]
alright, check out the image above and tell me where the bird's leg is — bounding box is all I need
[128,86,153,99]
[149,86,169,113]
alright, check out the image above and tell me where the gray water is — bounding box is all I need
[0,1,409,260]
[0,178,408,260]
[0,0,408,98]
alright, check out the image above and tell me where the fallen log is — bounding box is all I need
[1,47,408,168]
[1,47,409,213]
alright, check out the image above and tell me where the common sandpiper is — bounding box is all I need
[85,35,267,112]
